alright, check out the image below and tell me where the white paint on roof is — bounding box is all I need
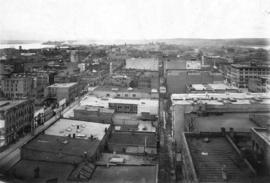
[48,82,77,88]
[45,118,110,140]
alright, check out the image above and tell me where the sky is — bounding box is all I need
[0,0,270,41]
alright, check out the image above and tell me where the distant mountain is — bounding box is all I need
[153,38,270,47]
[0,40,40,44]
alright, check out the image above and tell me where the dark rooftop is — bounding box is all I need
[185,133,255,182]
[109,131,156,147]
[23,134,100,157]
[91,165,157,183]
[0,100,29,112]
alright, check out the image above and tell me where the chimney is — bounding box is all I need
[221,127,226,135]
[229,128,234,138]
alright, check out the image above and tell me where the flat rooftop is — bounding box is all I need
[194,113,259,132]
[185,133,254,182]
[91,165,157,183]
[109,131,156,148]
[48,82,77,88]
[94,86,152,93]
[252,128,270,145]
[0,100,28,112]
[45,118,110,140]
[80,95,158,109]
[75,105,115,114]
[96,153,156,165]
[23,134,100,158]
[9,160,74,183]
[171,92,270,106]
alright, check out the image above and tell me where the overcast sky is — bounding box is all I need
[0,0,269,41]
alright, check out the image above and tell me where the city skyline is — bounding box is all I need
[1,0,270,41]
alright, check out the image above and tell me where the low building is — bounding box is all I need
[171,92,270,150]
[92,86,159,99]
[182,132,256,182]
[108,131,157,155]
[74,106,114,123]
[80,95,159,116]
[186,83,239,93]
[91,165,158,183]
[250,127,270,175]
[45,118,111,141]
[44,82,78,104]
[0,100,34,147]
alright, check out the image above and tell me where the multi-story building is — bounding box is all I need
[248,76,270,93]
[0,100,34,147]
[229,64,270,88]
[1,75,33,99]
[44,82,78,104]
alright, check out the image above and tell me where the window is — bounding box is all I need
[132,94,136,97]
[125,94,128,97]
[106,94,110,97]
[117,94,120,97]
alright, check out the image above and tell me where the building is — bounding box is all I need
[44,82,78,104]
[92,86,159,99]
[91,165,158,183]
[250,127,270,175]
[9,118,111,182]
[166,70,224,94]
[74,106,114,123]
[45,118,111,140]
[0,100,34,147]
[229,63,270,88]
[171,92,270,150]
[181,132,256,182]
[125,58,159,71]
[1,74,33,99]
[108,131,157,155]
[248,77,270,93]
[80,95,159,116]
[186,83,239,93]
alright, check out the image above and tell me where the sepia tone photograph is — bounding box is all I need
[0,0,269,182]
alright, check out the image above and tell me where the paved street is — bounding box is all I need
[0,98,80,172]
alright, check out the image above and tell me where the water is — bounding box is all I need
[0,43,56,50]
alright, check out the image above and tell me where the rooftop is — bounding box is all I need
[23,134,100,158]
[48,82,77,88]
[231,64,270,69]
[184,133,254,182]
[91,165,157,183]
[0,100,28,112]
[252,128,270,145]
[45,118,110,140]
[94,86,152,93]
[96,153,156,165]
[194,113,259,132]
[109,131,156,148]
[80,95,158,108]
[171,92,270,106]
[9,160,74,183]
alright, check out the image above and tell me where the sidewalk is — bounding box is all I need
[0,98,80,171]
